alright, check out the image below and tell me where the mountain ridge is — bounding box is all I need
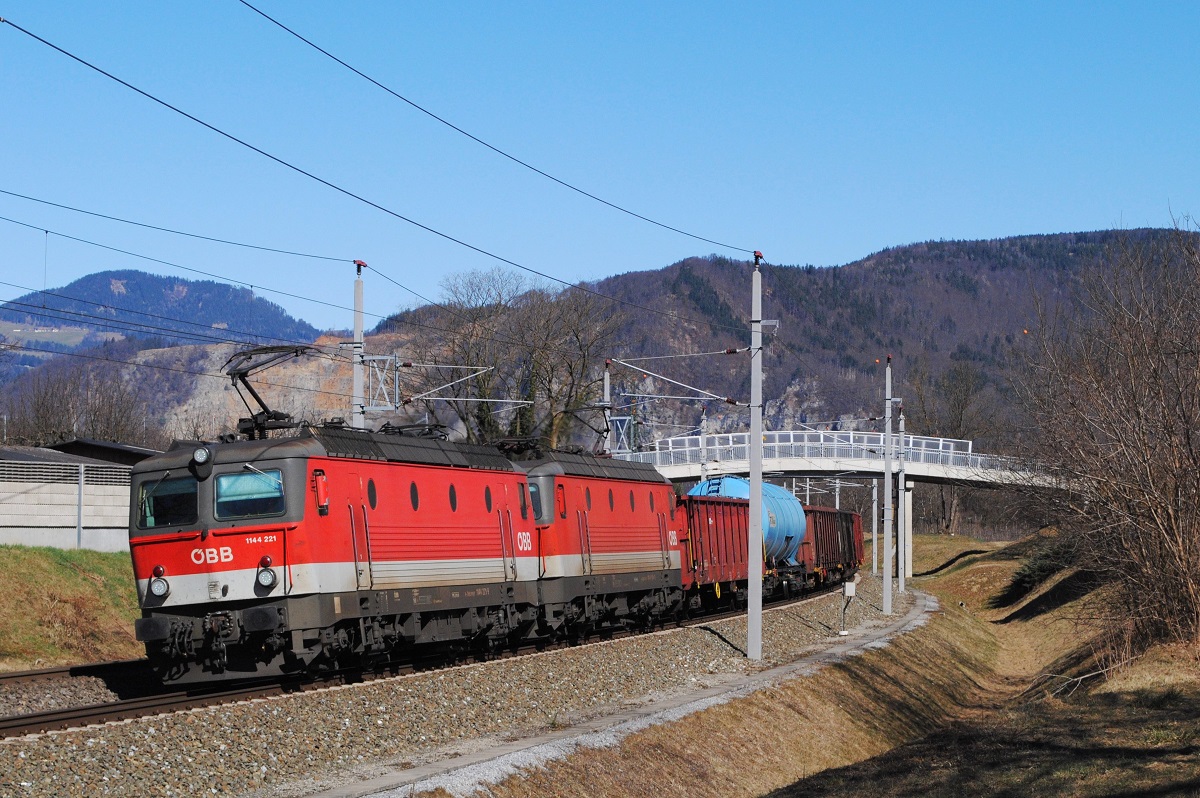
[2,229,1187,448]
[0,269,321,349]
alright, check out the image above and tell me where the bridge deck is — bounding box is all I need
[612,430,1038,487]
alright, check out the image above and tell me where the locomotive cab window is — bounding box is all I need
[137,476,199,529]
[528,482,546,524]
[215,469,285,520]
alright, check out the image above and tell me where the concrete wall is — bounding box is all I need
[0,462,132,553]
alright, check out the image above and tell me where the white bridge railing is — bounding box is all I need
[613,430,1029,478]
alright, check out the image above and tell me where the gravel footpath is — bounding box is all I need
[1,577,911,798]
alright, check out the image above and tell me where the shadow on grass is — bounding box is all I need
[764,686,1200,798]
[992,570,1099,625]
[914,549,989,578]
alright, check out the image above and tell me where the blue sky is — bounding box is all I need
[2,2,1197,331]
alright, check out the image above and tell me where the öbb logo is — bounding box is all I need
[191,547,234,564]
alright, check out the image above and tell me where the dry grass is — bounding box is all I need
[0,545,142,670]
[430,533,1200,798]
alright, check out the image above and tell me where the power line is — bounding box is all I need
[4,341,356,405]
[238,0,755,255]
[0,290,324,352]
[0,17,753,335]
[0,211,602,362]
[2,298,260,349]
[0,189,677,355]
[0,187,347,261]
[0,213,379,331]
[0,201,493,344]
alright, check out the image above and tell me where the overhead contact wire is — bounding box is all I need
[0,18,751,336]
[0,189,652,356]
[238,0,754,255]
[5,342,359,405]
[0,216,628,363]
[0,214,383,338]
[0,187,347,261]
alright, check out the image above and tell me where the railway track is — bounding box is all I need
[0,584,839,739]
[0,658,156,693]
[0,682,287,738]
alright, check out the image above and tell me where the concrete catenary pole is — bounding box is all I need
[872,479,879,575]
[351,261,366,429]
[898,407,906,594]
[747,252,765,661]
[882,356,894,615]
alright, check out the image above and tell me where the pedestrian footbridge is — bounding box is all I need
[612,430,1038,488]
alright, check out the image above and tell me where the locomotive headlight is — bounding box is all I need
[256,568,278,588]
[192,446,211,465]
[149,577,170,597]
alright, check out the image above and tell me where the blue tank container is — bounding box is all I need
[687,476,806,565]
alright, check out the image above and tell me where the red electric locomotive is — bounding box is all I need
[518,450,684,639]
[131,423,544,682]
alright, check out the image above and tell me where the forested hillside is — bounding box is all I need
[1,230,1181,454]
[585,230,1174,446]
[0,269,320,351]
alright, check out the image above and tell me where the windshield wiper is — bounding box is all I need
[141,470,171,519]
[242,463,283,487]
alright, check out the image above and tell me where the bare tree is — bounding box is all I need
[2,359,155,447]
[504,286,624,447]
[409,268,527,442]
[408,269,624,446]
[1017,229,1200,646]
[906,359,1000,534]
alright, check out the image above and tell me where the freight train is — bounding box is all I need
[129,422,863,683]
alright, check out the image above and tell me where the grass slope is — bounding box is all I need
[442,534,1200,798]
[0,546,142,670]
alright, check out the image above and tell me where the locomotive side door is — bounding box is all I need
[657,512,671,569]
[346,471,372,590]
[577,509,594,575]
[498,505,517,582]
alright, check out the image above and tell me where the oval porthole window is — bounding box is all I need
[608,489,614,511]
[585,486,592,510]
[629,490,636,511]
[367,479,377,510]
[449,484,458,512]
[485,485,493,513]
[410,481,419,511]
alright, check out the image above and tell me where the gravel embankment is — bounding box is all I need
[1,577,912,798]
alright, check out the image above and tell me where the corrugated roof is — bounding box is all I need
[0,445,116,466]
